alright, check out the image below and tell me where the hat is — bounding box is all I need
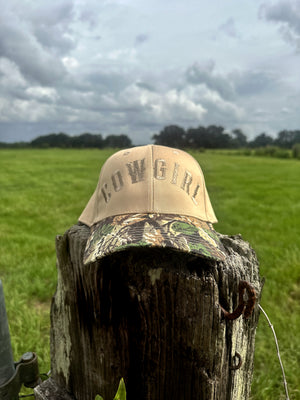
[79,145,226,264]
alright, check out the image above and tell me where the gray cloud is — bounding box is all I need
[219,17,239,38]
[82,70,131,93]
[230,69,279,96]
[261,0,300,32]
[185,61,235,100]
[136,81,156,92]
[0,6,68,86]
[26,1,75,27]
[135,34,149,45]
[33,26,76,55]
[260,0,300,50]
[29,1,76,53]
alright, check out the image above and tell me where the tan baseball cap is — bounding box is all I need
[79,145,226,264]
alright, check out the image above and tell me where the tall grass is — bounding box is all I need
[0,149,299,399]
[0,149,115,373]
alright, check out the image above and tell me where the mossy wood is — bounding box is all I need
[38,224,262,400]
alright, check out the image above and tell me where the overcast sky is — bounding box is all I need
[0,0,299,144]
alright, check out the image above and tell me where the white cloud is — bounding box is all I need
[0,97,57,123]
[107,48,137,62]
[62,57,79,69]
[281,107,291,114]
[0,58,27,89]
[112,84,207,125]
[25,87,58,102]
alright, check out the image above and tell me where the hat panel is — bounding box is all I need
[79,189,98,227]
[151,146,217,222]
[90,146,153,223]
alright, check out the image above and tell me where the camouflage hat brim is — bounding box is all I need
[83,213,226,265]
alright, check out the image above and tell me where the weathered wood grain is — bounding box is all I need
[40,224,262,400]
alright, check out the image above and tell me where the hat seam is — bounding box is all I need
[150,145,154,211]
[203,179,208,220]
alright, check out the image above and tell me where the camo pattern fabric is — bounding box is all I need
[83,213,226,265]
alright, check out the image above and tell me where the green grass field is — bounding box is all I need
[0,148,299,399]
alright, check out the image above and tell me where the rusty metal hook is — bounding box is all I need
[230,352,243,370]
[221,280,256,320]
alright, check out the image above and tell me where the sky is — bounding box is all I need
[0,0,299,145]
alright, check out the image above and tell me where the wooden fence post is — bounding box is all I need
[35,223,262,400]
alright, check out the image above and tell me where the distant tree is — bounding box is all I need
[152,125,186,148]
[186,125,232,149]
[249,133,274,148]
[292,143,300,159]
[30,132,131,148]
[103,134,132,148]
[275,130,300,148]
[71,133,103,148]
[0,142,29,148]
[186,126,207,148]
[231,129,248,148]
[294,131,300,145]
[206,125,232,148]
[31,133,71,148]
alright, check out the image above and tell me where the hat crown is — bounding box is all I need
[79,145,217,227]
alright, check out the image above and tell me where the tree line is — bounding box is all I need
[152,125,300,149]
[0,125,300,150]
[0,132,132,149]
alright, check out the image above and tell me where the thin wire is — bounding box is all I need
[259,304,290,400]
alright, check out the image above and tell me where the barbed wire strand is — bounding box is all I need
[259,304,290,400]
